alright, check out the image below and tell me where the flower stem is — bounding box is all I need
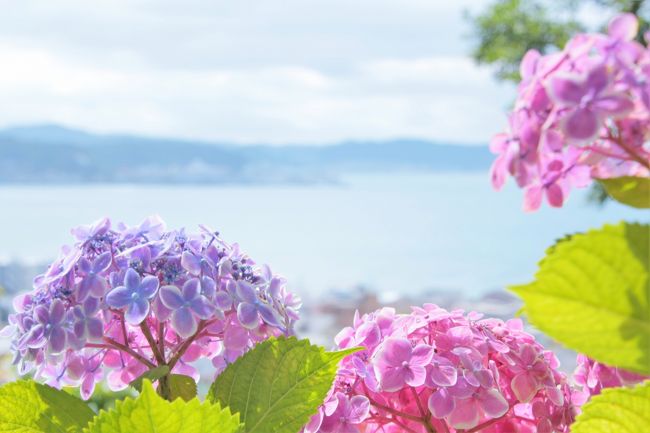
[612,135,650,169]
[157,374,171,401]
[167,320,207,370]
[464,410,509,433]
[140,322,165,365]
[103,336,156,368]
[389,417,420,433]
[365,395,423,423]
[158,322,166,363]
[410,387,437,433]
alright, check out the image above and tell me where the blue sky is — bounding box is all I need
[0,0,516,144]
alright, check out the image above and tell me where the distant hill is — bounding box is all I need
[0,124,492,184]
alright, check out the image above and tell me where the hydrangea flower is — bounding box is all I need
[159,279,216,338]
[303,305,578,433]
[106,268,160,325]
[491,13,650,211]
[1,216,300,399]
[572,354,647,406]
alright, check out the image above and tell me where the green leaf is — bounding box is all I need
[571,381,650,433]
[208,337,360,433]
[599,177,650,209]
[85,380,241,433]
[160,374,198,402]
[511,222,650,374]
[0,380,95,432]
[129,365,170,393]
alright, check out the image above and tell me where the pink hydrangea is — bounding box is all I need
[491,13,650,211]
[1,216,300,399]
[572,354,647,406]
[303,305,578,433]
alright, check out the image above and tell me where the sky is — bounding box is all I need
[0,0,515,145]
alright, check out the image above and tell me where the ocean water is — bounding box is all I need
[0,173,644,301]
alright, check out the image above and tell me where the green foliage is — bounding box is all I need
[163,374,198,402]
[599,177,650,208]
[467,0,582,81]
[129,366,196,402]
[0,380,95,433]
[587,182,611,206]
[467,0,649,82]
[571,380,650,433]
[85,380,241,433]
[129,365,170,393]
[209,337,360,433]
[511,222,650,374]
[67,384,134,414]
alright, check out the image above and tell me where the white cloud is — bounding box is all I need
[0,0,512,144]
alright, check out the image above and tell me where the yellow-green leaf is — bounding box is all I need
[85,380,240,433]
[572,381,650,433]
[162,374,197,402]
[511,222,650,374]
[599,177,650,208]
[208,337,359,433]
[129,365,170,393]
[0,380,95,432]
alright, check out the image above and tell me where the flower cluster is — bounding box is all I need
[491,13,650,211]
[572,354,647,406]
[1,216,300,399]
[303,305,577,433]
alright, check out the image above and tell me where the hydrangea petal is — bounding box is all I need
[182,278,200,301]
[24,324,46,349]
[50,300,66,324]
[546,183,564,208]
[93,251,113,272]
[563,107,600,141]
[106,286,133,309]
[410,344,434,366]
[124,298,150,325]
[214,291,233,310]
[447,398,480,430]
[428,362,458,387]
[124,268,141,291]
[378,366,406,392]
[592,94,634,116]
[190,296,215,320]
[378,337,412,367]
[523,185,543,212]
[80,374,96,400]
[159,285,184,309]
[512,372,540,403]
[478,388,509,418]
[347,396,370,423]
[257,302,281,327]
[547,75,585,105]
[48,326,67,354]
[139,276,159,299]
[181,251,202,275]
[201,276,216,299]
[609,13,638,41]
[34,305,50,324]
[236,281,257,303]
[428,388,455,419]
[86,318,104,342]
[172,306,198,338]
[237,302,259,329]
[404,364,427,388]
[78,257,92,274]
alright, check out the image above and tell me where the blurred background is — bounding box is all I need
[0,1,648,380]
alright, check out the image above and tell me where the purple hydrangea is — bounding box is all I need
[1,216,300,398]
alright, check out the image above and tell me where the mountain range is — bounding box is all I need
[0,124,492,184]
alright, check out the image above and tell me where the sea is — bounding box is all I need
[0,172,644,302]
